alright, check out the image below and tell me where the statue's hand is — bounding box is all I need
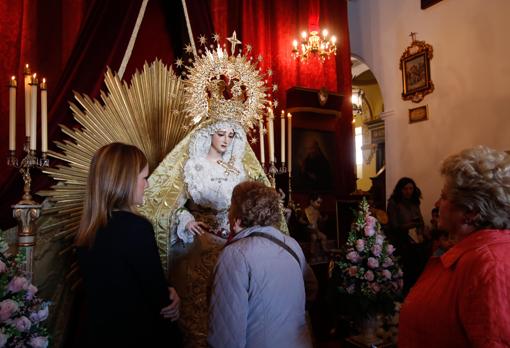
[186,220,209,236]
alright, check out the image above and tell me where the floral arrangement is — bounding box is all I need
[0,235,50,348]
[329,198,403,322]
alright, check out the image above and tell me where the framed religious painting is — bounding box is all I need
[291,128,335,192]
[400,35,434,103]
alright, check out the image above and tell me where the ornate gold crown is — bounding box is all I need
[180,32,274,131]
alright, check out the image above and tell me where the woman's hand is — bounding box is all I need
[160,287,180,321]
[186,220,209,235]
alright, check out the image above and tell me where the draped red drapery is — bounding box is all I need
[0,0,353,229]
[0,0,145,228]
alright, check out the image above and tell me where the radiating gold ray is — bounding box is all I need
[40,59,189,247]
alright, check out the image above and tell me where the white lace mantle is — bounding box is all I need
[184,121,246,209]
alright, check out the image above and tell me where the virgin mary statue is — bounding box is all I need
[140,37,283,347]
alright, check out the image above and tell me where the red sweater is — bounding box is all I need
[399,229,510,347]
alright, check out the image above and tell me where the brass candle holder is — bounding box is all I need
[7,138,49,281]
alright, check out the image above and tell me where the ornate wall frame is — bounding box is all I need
[400,35,434,103]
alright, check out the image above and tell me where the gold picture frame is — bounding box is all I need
[409,105,428,124]
[400,36,434,103]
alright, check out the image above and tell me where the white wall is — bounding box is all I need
[348,0,510,220]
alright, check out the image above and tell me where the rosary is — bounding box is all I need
[217,156,240,176]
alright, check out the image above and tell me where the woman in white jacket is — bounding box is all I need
[208,181,315,348]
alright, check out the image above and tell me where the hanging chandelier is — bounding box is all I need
[292,29,337,62]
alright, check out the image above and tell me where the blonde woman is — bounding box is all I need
[76,143,180,347]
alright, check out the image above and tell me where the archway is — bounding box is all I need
[351,55,386,210]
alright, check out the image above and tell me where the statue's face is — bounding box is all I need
[211,128,235,154]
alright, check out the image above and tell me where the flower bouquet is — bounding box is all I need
[0,235,50,348]
[329,198,403,326]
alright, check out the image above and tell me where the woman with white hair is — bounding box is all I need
[399,146,510,347]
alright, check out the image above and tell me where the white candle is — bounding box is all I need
[24,65,31,138]
[280,110,285,163]
[30,74,38,151]
[258,118,265,164]
[9,77,17,151]
[267,108,275,163]
[40,78,48,153]
[287,113,292,173]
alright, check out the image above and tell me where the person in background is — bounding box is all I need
[302,193,329,256]
[75,143,180,348]
[208,181,316,348]
[399,146,510,347]
[386,177,427,294]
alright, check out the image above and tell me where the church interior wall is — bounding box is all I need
[348,0,510,220]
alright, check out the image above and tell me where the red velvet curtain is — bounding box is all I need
[0,0,144,229]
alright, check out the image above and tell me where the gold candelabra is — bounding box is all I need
[7,138,49,281]
[262,160,288,189]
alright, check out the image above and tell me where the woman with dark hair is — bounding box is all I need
[76,142,180,347]
[399,146,510,346]
[208,181,315,348]
[387,177,426,294]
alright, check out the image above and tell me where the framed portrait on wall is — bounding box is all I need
[292,128,335,191]
[400,37,434,103]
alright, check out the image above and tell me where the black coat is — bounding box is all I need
[77,211,175,347]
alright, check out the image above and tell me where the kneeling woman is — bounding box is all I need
[75,143,180,347]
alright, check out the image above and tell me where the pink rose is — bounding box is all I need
[371,244,382,257]
[355,239,365,252]
[7,276,29,293]
[13,316,31,332]
[366,215,376,228]
[346,285,355,294]
[0,299,19,321]
[382,257,394,268]
[29,336,49,348]
[25,284,38,300]
[364,225,375,237]
[348,266,358,276]
[386,244,395,255]
[346,251,361,263]
[0,260,6,274]
[382,269,392,279]
[364,270,374,281]
[375,234,384,245]
[367,257,379,269]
